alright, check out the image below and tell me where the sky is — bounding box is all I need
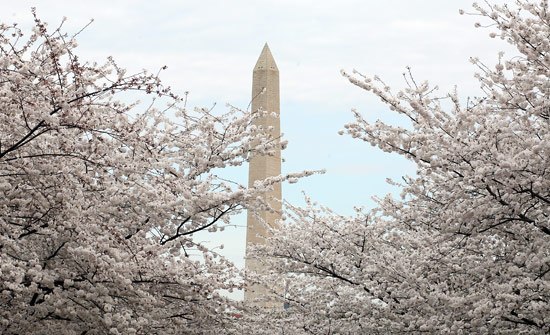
[3,0,516,299]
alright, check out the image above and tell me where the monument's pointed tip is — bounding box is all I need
[254,43,278,72]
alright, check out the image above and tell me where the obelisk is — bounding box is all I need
[244,43,281,308]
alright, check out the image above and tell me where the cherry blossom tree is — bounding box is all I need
[0,11,304,334]
[255,1,550,333]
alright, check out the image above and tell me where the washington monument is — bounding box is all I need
[244,44,282,308]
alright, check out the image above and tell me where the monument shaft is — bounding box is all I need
[244,44,282,307]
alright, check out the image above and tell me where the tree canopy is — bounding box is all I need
[0,11,312,334]
[255,1,550,333]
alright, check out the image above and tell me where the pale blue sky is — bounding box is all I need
[4,0,514,298]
